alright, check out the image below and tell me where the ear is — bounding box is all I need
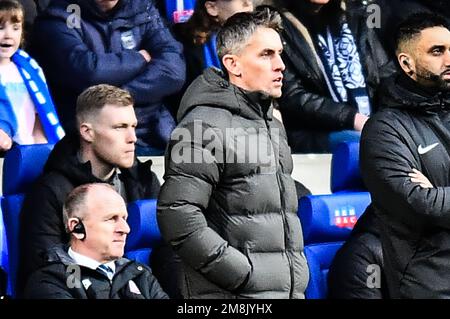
[79,122,94,143]
[222,54,242,78]
[205,1,219,18]
[398,53,415,75]
[68,218,84,240]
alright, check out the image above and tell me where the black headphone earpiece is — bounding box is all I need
[403,59,409,66]
[72,218,86,240]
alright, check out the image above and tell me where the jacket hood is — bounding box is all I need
[178,67,274,122]
[43,133,98,185]
[379,72,450,113]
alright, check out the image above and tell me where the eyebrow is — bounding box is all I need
[261,48,283,54]
[428,45,446,53]
[104,212,128,220]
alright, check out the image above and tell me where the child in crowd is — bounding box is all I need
[0,0,64,152]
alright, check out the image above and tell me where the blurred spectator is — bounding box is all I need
[0,0,64,153]
[24,183,168,299]
[276,0,393,153]
[18,84,162,296]
[18,0,36,37]
[174,0,253,88]
[31,0,186,155]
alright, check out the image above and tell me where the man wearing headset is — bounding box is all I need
[18,84,166,296]
[23,183,168,299]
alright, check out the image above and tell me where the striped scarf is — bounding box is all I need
[0,49,64,144]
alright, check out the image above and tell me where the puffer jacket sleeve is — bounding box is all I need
[360,115,450,228]
[122,1,186,106]
[32,18,147,91]
[157,121,251,292]
[279,60,357,131]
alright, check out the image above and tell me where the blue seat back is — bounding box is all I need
[299,141,371,299]
[299,192,371,245]
[331,141,366,192]
[2,144,54,297]
[125,199,162,265]
[304,242,343,299]
[165,0,195,24]
[299,192,371,299]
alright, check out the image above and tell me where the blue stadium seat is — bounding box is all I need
[299,193,371,299]
[298,141,371,299]
[125,199,162,265]
[165,0,195,24]
[1,144,54,297]
[331,141,366,192]
[300,192,371,246]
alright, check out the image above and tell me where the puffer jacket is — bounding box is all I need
[31,0,185,149]
[23,246,168,299]
[360,72,450,298]
[157,68,309,299]
[277,1,393,153]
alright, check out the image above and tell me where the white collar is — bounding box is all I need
[68,247,116,273]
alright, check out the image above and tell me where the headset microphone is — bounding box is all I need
[72,218,86,241]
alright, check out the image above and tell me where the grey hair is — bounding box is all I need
[62,183,114,233]
[216,7,283,61]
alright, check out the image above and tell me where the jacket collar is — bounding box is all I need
[380,72,450,113]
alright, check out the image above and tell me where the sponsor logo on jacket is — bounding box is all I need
[121,30,137,50]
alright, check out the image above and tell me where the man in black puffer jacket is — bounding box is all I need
[24,183,168,299]
[18,85,162,296]
[157,9,309,299]
[360,12,450,298]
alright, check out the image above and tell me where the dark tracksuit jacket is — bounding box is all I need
[360,73,450,298]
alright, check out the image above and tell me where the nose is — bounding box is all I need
[444,49,450,66]
[274,53,285,72]
[117,218,130,235]
[3,25,12,38]
[127,127,137,144]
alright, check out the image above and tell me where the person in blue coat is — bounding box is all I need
[31,0,186,154]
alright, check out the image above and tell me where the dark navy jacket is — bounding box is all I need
[31,0,186,149]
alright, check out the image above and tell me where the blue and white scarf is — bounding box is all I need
[317,23,371,116]
[0,49,64,144]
